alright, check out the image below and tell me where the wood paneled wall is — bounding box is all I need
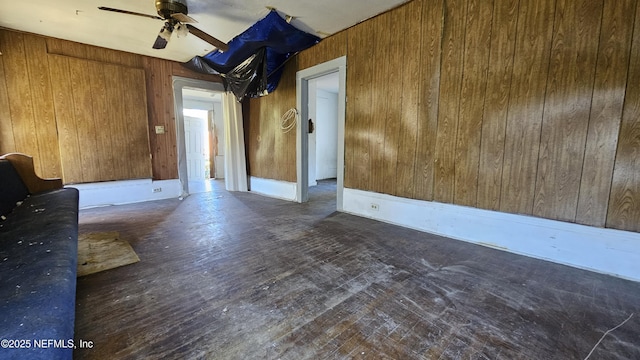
[245,32,348,182]
[48,55,152,183]
[246,0,640,233]
[0,29,221,182]
[244,59,299,182]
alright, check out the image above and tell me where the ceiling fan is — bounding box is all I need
[98,0,229,52]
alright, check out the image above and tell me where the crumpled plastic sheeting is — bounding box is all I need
[184,10,320,100]
[223,48,268,101]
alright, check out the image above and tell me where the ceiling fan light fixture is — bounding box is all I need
[152,22,174,49]
[155,0,188,19]
[98,0,228,51]
[175,23,189,38]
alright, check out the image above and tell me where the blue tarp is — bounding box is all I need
[185,10,320,99]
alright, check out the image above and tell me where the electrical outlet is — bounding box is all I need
[370,203,379,211]
[153,187,162,193]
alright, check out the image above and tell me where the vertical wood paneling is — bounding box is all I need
[477,0,519,211]
[369,13,392,194]
[0,43,16,154]
[345,23,374,190]
[298,32,347,71]
[285,64,298,182]
[1,32,41,173]
[144,58,169,180]
[68,57,102,181]
[242,0,640,233]
[273,61,297,182]
[24,36,61,178]
[52,56,151,183]
[356,19,376,191]
[48,55,83,183]
[88,62,116,180]
[577,0,637,227]
[260,100,276,180]
[433,0,467,203]
[123,67,152,179]
[89,62,115,179]
[414,0,444,201]
[533,0,604,222]
[104,64,130,180]
[607,0,640,232]
[46,38,87,59]
[247,98,263,178]
[143,57,179,181]
[274,65,287,181]
[395,0,423,199]
[48,37,147,69]
[453,0,493,207]
[344,28,359,189]
[500,0,555,215]
[244,59,297,182]
[382,8,407,196]
[163,61,179,180]
[1,29,213,183]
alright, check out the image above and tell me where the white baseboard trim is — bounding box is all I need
[68,179,182,209]
[343,188,640,282]
[249,177,297,201]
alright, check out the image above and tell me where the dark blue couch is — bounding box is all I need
[0,154,79,360]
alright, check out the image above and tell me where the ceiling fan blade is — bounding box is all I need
[185,24,229,52]
[98,7,163,21]
[152,23,174,49]
[171,13,197,23]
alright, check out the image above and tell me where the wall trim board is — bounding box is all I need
[342,188,640,283]
[69,179,182,209]
[249,177,297,201]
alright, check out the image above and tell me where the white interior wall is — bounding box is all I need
[308,78,339,185]
[308,79,318,187]
[315,89,339,180]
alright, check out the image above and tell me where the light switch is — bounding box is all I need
[155,125,165,134]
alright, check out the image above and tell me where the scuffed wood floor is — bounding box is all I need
[74,180,640,359]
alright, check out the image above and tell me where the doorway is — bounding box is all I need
[182,87,225,193]
[296,57,347,211]
[308,73,339,204]
[172,77,225,196]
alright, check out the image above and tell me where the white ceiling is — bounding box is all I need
[0,0,408,62]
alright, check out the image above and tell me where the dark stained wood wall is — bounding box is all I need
[0,29,221,182]
[244,59,299,182]
[246,0,640,233]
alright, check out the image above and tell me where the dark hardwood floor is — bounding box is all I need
[74,179,640,359]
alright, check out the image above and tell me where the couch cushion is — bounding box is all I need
[0,160,29,217]
[0,187,79,360]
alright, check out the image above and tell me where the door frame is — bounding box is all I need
[295,56,347,211]
[172,76,225,196]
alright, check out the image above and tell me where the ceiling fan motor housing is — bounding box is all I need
[155,0,188,19]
